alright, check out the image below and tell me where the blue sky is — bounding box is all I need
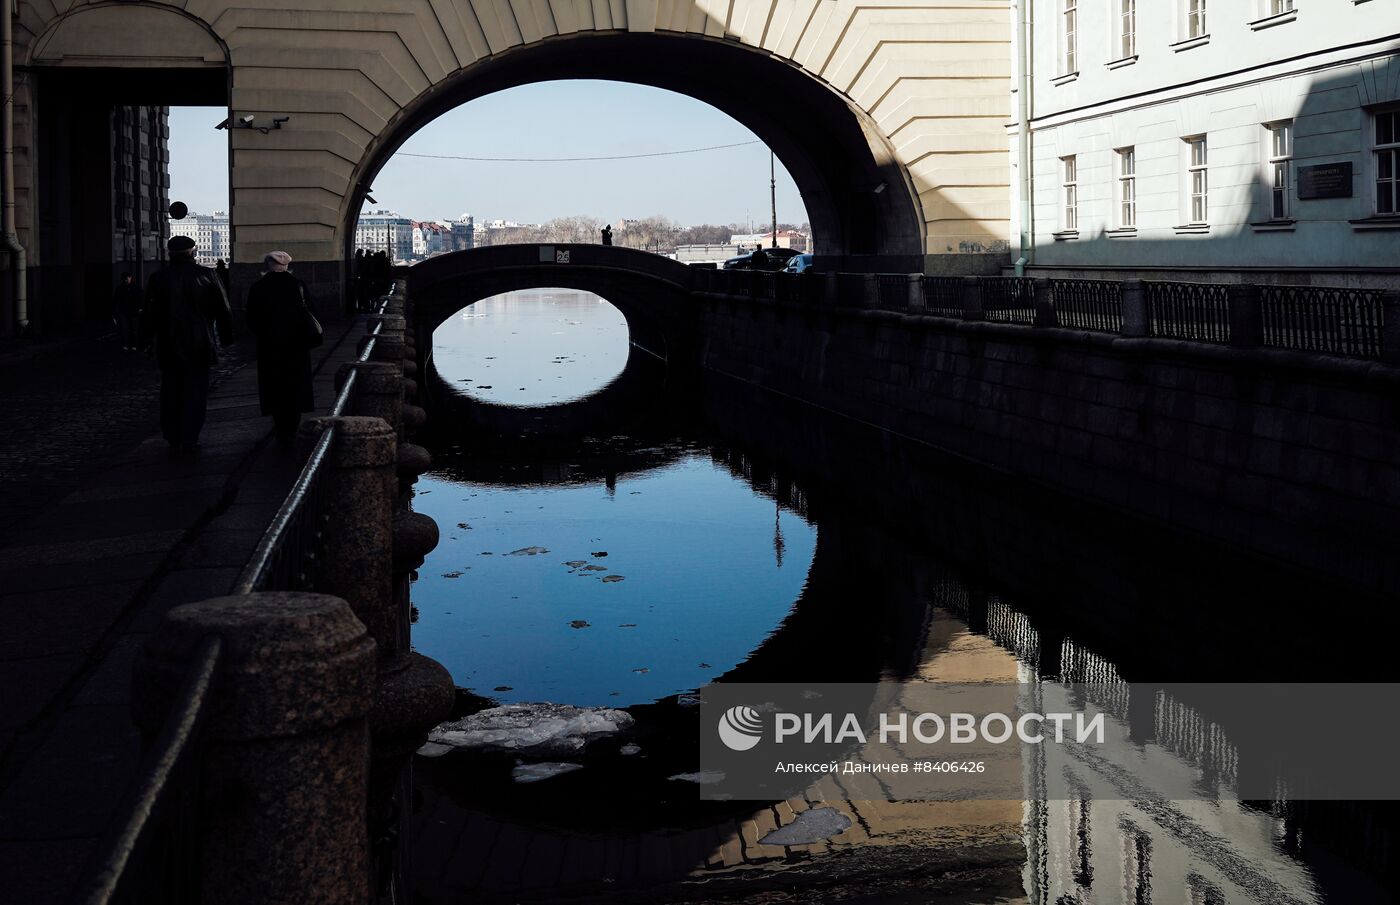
[168,81,806,226]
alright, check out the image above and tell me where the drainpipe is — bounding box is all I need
[2,0,27,332]
[1013,0,1033,277]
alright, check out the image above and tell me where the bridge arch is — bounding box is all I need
[408,244,698,365]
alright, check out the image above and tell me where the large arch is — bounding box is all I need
[347,32,926,269]
[11,0,1013,320]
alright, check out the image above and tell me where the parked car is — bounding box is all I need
[722,247,801,272]
[783,254,815,274]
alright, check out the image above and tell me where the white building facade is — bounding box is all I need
[354,210,415,262]
[1012,0,1400,286]
[168,211,230,267]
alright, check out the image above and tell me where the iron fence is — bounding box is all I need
[1260,285,1385,360]
[922,276,964,317]
[979,276,1036,324]
[1145,281,1231,344]
[775,273,818,305]
[1052,279,1123,333]
[878,274,910,310]
[78,637,223,905]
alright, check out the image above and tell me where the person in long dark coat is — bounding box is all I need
[245,251,318,448]
[139,236,234,451]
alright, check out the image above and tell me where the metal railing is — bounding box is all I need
[1260,285,1385,360]
[979,276,1036,325]
[78,636,223,905]
[80,296,394,905]
[877,274,909,309]
[1145,280,1231,344]
[695,268,1393,361]
[1053,279,1123,333]
[922,276,963,317]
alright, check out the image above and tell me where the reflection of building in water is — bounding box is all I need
[926,580,1324,905]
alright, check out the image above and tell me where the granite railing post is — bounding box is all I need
[132,593,377,905]
[907,273,925,314]
[297,417,397,657]
[960,276,984,321]
[863,273,879,310]
[1227,283,1264,349]
[336,361,404,441]
[1382,290,1400,366]
[1120,280,1149,337]
[1033,278,1057,328]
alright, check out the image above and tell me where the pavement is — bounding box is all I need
[0,314,372,905]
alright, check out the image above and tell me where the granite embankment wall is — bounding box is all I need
[693,293,1400,595]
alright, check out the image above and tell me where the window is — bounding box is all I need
[1376,109,1400,216]
[1119,0,1137,58]
[1267,122,1292,220]
[1062,156,1079,230]
[1063,0,1078,73]
[1186,137,1208,223]
[1117,148,1137,227]
[1269,0,1294,13]
[1186,0,1207,38]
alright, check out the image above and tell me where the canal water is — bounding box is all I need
[408,289,1397,904]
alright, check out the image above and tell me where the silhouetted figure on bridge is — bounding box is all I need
[601,224,613,246]
[246,251,321,449]
[139,235,233,452]
[214,258,231,292]
[353,248,367,311]
[112,272,141,351]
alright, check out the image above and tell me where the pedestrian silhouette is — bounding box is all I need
[214,258,230,291]
[112,272,142,351]
[246,251,320,448]
[139,235,233,451]
[601,224,613,246]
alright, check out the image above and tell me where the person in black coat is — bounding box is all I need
[112,272,142,350]
[245,251,319,448]
[139,236,234,451]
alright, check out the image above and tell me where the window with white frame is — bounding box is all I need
[1266,122,1292,220]
[1063,0,1078,73]
[1062,156,1079,231]
[1376,108,1400,216]
[1269,0,1294,15]
[1186,0,1207,38]
[1117,148,1137,228]
[1119,0,1137,58]
[1186,137,1208,223]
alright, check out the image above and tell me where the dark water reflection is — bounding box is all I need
[410,290,1399,904]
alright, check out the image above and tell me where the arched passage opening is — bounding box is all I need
[343,31,926,276]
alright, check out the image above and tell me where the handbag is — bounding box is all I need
[298,282,324,348]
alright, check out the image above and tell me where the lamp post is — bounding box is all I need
[770,152,778,249]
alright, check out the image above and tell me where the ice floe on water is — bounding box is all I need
[423,703,634,756]
[511,762,584,784]
[758,807,852,845]
[505,546,549,556]
[667,771,725,784]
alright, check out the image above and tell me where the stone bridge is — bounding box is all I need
[406,243,697,361]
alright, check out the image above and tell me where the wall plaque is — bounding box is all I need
[1297,162,1353,200]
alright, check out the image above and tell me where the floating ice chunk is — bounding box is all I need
[505,546,549,556]
[601,575,624,583]
[668,771,725,784]
[416,741,455,758]
[512,762,584,784]
[620,743,641,756]
[428,703,635,756]
[759,807,852,845]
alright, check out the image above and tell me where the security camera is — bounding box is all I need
[240,114,256,126]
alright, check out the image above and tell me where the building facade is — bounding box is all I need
[354,211,416,263]
[168,211,231,267]
[1012,0,1400,286]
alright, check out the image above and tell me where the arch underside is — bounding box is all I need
[351,31,927,271]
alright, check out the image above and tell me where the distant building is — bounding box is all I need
[474,218,536,248]
[355,210,415,262]
[730,230,809,252]
[168,211,230,267]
